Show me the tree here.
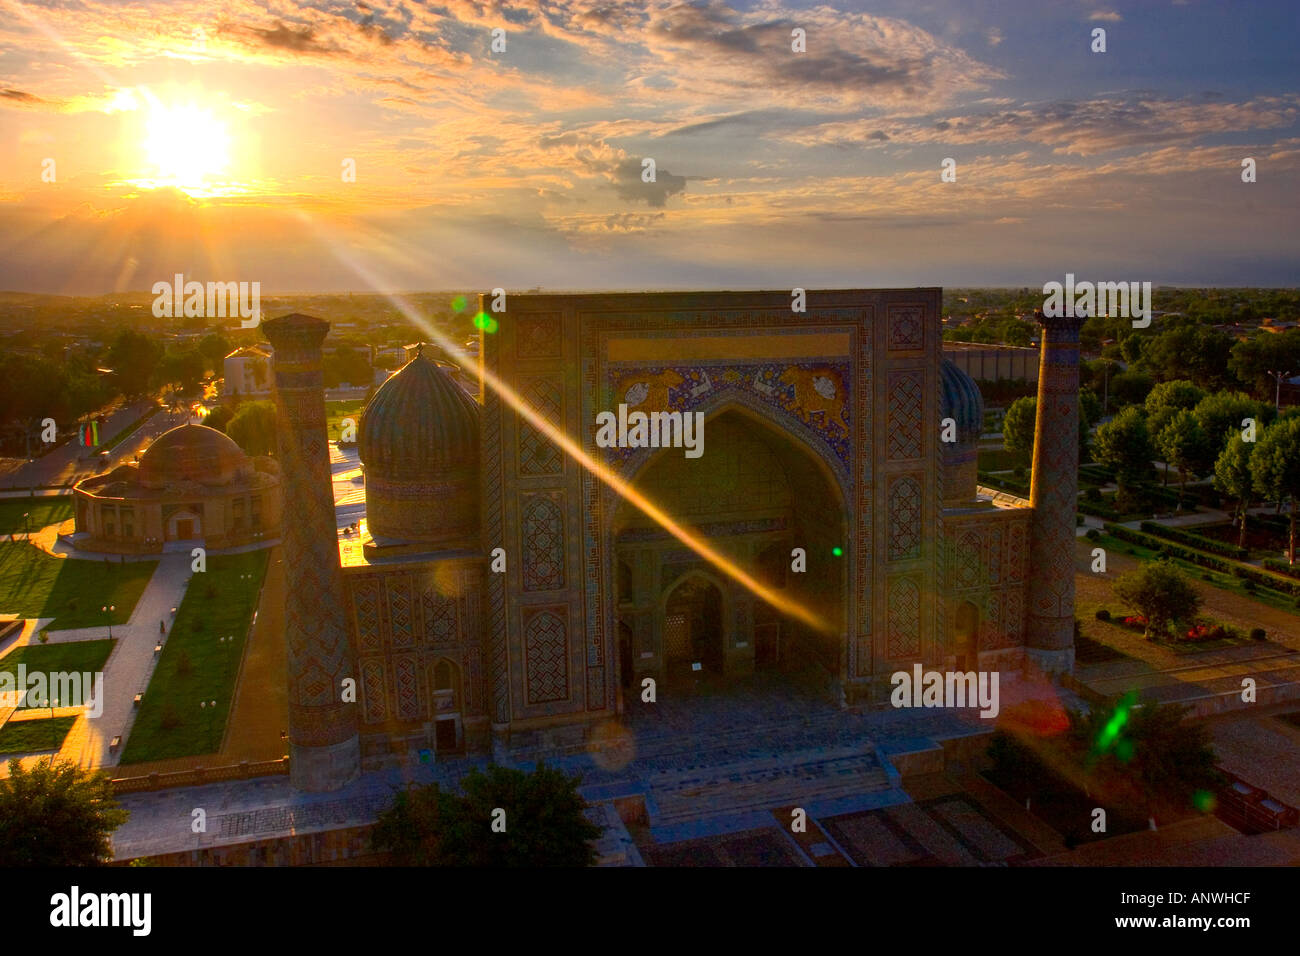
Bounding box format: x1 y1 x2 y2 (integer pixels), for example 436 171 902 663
1109 369 1155 407
1155 410 1212 507
1252 416 1300 564
1144 380 1205 440
203 405 235 433
1001 396 1037 463
1193 391 1273 448
198 332 231 373
1228 330 1300 399
1140 326 1233 389
0 759 128 865
1214 435 1256 549
106 329 163 399
1114 562 1202 639
1093 406 1155 500
153 348 206 395
372 763 601 867
226 400 277 456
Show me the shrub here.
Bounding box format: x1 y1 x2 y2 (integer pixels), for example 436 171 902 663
1095 608 1111 621
1086 528 1100 540
160 703 181 730
1251 628 1267 641
1085 486 1102 502
1138 521 1247 560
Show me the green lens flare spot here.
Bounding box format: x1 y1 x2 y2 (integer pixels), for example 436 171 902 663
451 295 467 313
474 311 498 333
1193 790 1216 813
831 547 843 557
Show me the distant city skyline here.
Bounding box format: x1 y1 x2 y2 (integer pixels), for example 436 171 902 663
0 0 1297 294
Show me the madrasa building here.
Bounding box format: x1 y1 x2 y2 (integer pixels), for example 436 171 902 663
261 289 1081 792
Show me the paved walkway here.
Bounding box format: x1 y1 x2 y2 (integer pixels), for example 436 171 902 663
0 551 194 776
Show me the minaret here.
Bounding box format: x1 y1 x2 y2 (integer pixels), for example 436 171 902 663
1025 310 1084 674
262 314 361 791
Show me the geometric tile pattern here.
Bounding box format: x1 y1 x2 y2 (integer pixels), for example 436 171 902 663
524 608 568 704
395 656 420 720
887 304 924 351
360 660 386 724
956 530 981 589
521 493 566 591
887 475 922 562
387 576 414 648
517 313 563 359
886 576 921 658
518 376 564 476
886 370 924 460
422 587 457 646
353 579 381 651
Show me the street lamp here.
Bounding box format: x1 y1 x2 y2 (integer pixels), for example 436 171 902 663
219 635 234 690
22 512 29 537
101 604 116 639
1267 369 1291 413
42 697 58 764
199 699 218 753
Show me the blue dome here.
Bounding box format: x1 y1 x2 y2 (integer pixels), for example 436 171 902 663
359 352 479 480
940 358 984 442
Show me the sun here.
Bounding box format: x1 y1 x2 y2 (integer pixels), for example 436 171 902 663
140 102 232 194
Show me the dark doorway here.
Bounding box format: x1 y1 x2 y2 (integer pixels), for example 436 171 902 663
434 718 458 751
176 519 194 540
664 576 723 684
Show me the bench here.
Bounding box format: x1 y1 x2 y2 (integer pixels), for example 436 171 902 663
109 736 122 753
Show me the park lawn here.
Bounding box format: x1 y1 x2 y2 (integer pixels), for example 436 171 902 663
0 542 155 631
326 400 366 443
0 498 73 534
1093 532 1299 616
0 715 77 754
977 447 1024 473
0 638 115 685
119 549 269 765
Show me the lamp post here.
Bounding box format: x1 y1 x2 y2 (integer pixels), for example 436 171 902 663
22 511 30 537
200 699 217 754
219 635 234 692
42 697 58 764
101 604 116 639
1267 369 1291 413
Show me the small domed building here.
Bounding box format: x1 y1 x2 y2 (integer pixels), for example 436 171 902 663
73 423 282 553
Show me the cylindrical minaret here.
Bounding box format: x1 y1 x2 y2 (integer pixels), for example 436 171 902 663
262 313 360 791
1025 310 1083 674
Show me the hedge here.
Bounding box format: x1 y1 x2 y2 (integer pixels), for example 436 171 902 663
1262 557 1300 580
1138 521 1248 560
1102 524 1300 598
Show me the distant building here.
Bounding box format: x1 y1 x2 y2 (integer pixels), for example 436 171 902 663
942 343 1039 384
223 345 272 397
73 423 282 553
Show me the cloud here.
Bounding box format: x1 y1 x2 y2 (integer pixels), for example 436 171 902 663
1089 11 1123 22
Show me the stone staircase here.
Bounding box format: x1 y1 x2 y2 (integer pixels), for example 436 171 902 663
645 743 893 827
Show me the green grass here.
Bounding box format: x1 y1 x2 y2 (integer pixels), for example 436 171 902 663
1093 532 1299 614
977 447 1025 472
325 399 365 443
0 542 155 630
0 639 115 685
119 549 269 764
0 498 73 535
98 405 161 453
0 716 77 754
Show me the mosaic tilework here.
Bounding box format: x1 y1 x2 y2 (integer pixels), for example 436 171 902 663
521 493 566 592
887 304 925 351
887 476 922 562
518 376 564 476
524 608 569 704
886 577 921 657
516 313 563 359
886 370 924 461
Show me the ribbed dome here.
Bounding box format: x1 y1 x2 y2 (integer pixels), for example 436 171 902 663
359 352 479 480
940 359 985 443
138 424 251 489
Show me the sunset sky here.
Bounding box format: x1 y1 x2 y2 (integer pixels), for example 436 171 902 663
0 0 1297 294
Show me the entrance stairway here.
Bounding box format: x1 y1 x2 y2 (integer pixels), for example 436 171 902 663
644 742 894 828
